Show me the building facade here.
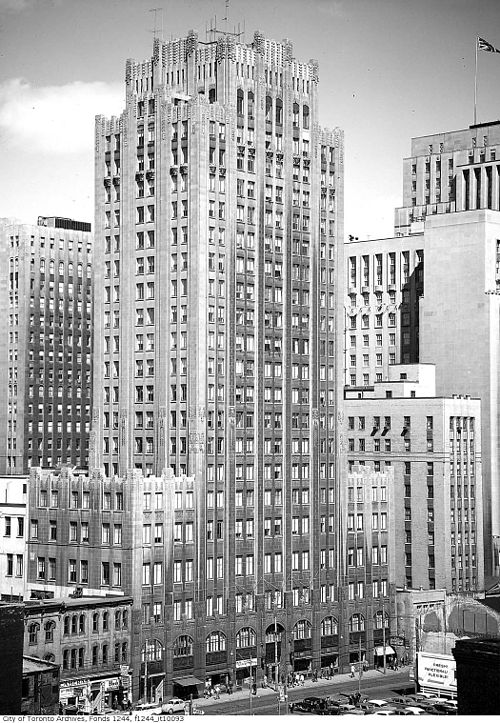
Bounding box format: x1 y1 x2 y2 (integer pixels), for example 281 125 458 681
394 121 500 237
21 656 60 715
344 364 484 593
344 234 424 388
0 475 28 600
24 595 132 713
418 210 500 578
0 602 24 713
0 217 93 475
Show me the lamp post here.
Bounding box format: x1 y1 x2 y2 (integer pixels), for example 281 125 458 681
382 605 387 675
274 603 281 715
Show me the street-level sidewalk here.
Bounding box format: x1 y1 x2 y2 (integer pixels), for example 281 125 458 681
194 667 409 710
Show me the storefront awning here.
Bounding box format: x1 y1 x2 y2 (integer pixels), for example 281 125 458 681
172 676 204 687
374 646 396 656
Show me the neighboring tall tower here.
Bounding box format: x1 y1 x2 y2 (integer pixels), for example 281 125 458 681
393 121 500 576
0 217 93 474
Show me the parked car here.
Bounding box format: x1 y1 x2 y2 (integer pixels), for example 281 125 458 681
402 706 427 715
134 702 163 714
161 698 186 714
371 708 400 716
367 699 391 708
289 697 326 713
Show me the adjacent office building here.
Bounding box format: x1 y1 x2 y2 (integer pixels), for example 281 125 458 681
0 475 28 600
346 121 500 577
0 217 93 475
344 364 484 593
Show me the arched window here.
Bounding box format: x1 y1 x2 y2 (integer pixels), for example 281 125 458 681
68 262 73 275
303 105 310 129
44 620 55 643
28 622 39 645
122 610 128 629
49 260 55 274
103 612 109 630
79 614 85 634
63 616 70 635
374 611 390 629
320 616 338 636
121 642 128 662
208 87 216 104
293 103 300 127
77 263 83 277
92 612 99 633
173 635 193 658
206 631 226 653
236 627 256 648
62 649 70 669
71 615 78 634
293 619 312 640
141 639 163 663
348 613 366 632
265 96 272 122
115 610 121 629
236 89 244 116
59 261 64 276
275 98 283 125
248 91 254 119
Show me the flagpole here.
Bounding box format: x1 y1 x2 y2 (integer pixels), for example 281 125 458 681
474 35 478 125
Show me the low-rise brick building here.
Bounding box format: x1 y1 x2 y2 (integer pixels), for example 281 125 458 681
21 656 60 715
24 594 132 712
0 602 24 713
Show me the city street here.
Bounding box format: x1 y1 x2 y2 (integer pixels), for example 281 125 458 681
194 670 411 716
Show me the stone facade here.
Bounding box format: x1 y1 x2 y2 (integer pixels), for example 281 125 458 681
0 217 92 475
345 364 484 593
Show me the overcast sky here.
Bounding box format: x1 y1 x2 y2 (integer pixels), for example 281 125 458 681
0 0 499 239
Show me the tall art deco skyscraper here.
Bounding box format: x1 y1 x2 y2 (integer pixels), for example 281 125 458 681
89 29 394 697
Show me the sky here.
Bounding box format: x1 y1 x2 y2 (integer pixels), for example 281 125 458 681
0 0 499 239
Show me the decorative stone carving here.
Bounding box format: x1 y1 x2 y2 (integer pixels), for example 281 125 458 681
282 39 294 63
186 30 198 57
253 31 265 56
153 37 161 64
309 59 319 83
119 410 127 447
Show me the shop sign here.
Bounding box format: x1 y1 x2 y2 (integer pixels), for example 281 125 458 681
60 678 89 689
120 665 129 677
390 636 405 646
103 677 121 692
236 658 257 669
417 653 456 692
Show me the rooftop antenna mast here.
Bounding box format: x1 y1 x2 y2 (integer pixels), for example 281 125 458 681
206 1 244 41
149 7 164 40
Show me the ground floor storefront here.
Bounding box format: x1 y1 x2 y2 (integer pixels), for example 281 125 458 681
59 668 131 713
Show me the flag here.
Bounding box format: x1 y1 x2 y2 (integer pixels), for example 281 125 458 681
478 37 500 53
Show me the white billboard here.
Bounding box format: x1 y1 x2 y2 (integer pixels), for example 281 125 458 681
417 652 457 693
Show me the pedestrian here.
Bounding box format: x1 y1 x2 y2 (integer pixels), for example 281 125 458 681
330 663 334 678
299 673 305 686
263 674 268 688
350 664 355 678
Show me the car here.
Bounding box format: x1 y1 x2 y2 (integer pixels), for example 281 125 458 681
371 708 400 716
390 697 413 706
289 697 327 713
161 698 186 714
367 699 391 708
134 702 163 714
402 706 427 715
